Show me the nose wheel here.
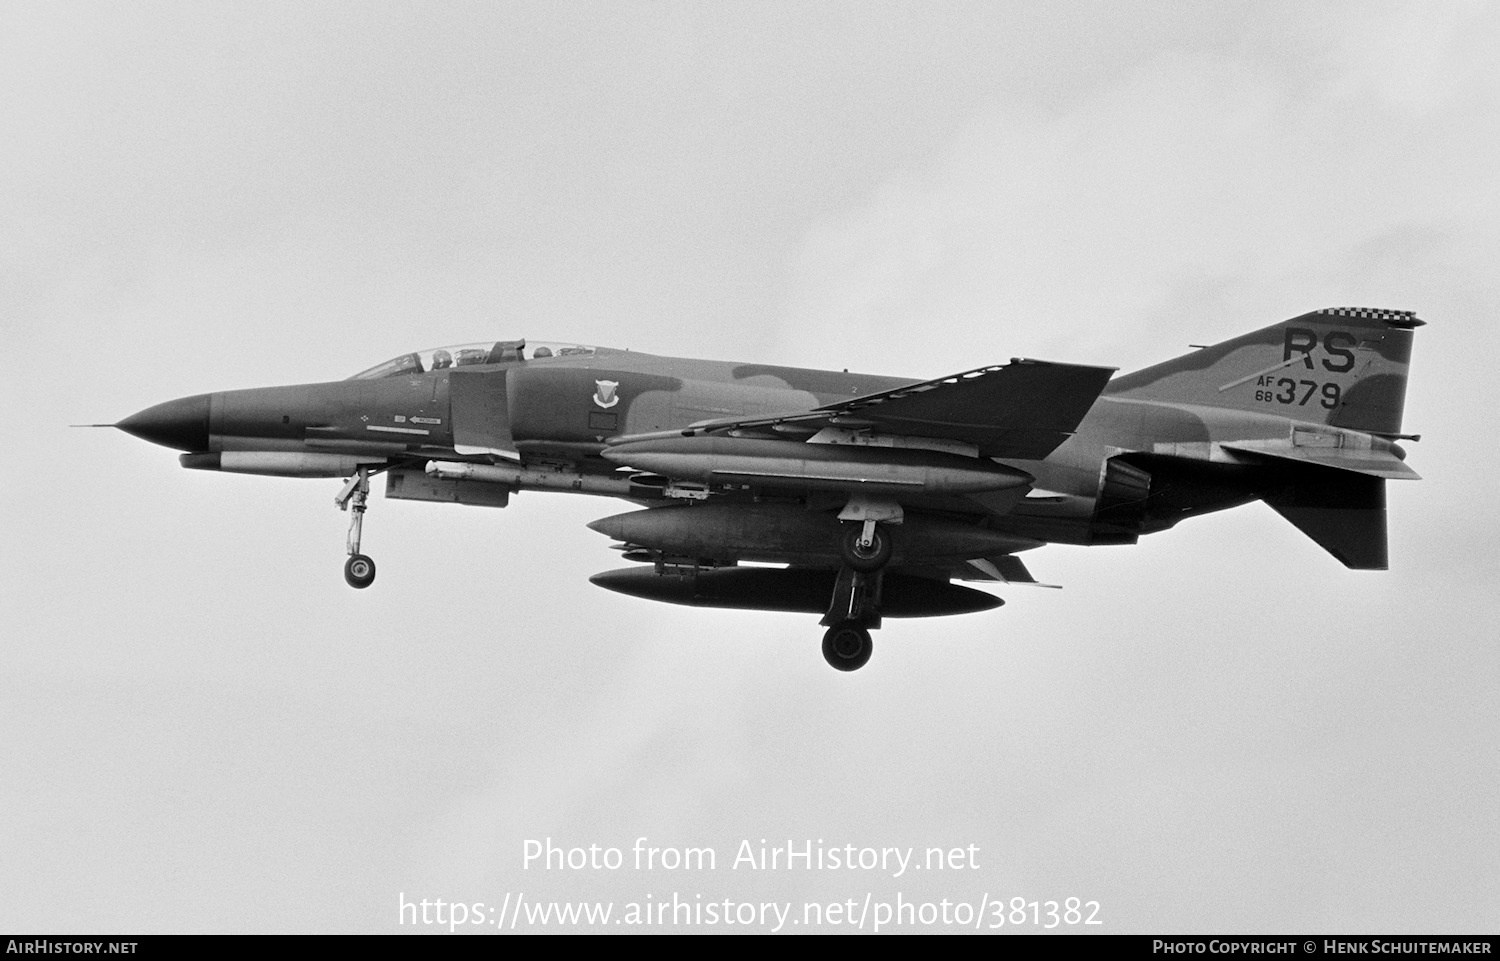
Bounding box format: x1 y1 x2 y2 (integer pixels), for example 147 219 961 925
344 554 376 589
336 468 376 589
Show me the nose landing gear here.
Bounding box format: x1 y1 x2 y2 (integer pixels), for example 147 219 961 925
344 552 376 589
336 467 376 589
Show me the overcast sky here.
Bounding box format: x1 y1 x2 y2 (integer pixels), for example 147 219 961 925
3 0 1497 934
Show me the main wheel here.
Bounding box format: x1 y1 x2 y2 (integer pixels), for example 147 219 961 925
821 622 873 672
344 553 376 589
840 523 893 572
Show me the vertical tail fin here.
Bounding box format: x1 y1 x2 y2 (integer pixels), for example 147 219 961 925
1106 307 1423 436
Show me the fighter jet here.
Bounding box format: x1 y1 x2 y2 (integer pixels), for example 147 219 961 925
110 307 1422 671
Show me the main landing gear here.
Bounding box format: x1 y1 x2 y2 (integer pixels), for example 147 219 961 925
836 494 900 573
819 497 899 670
819 555 886 672
336 467 376 589
822 621 873 672
839 519 893 572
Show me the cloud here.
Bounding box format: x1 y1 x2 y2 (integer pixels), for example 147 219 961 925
782 2 1500 374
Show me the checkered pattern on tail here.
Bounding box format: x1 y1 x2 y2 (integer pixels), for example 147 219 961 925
1320 307 1423 327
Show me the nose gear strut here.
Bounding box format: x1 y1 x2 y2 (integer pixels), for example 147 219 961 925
336 467 377 588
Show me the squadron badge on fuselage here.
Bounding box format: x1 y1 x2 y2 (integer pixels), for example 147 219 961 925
593 380 620 409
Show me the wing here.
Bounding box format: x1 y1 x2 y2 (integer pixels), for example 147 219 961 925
607 358 1117 459
815 358 1116 458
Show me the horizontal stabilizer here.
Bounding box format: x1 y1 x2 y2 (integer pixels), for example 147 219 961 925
1262 469 1388 570
1222 443 1421 480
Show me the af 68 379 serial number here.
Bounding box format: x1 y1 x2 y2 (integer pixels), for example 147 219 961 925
1254 378 1341 409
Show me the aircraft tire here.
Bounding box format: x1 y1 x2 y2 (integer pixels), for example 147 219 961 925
822 622 873 671
344 554 376 589
840 524 893 572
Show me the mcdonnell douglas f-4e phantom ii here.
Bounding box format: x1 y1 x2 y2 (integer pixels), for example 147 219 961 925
111 307 1422 670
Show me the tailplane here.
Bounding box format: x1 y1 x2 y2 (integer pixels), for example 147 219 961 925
1106 307 1423 436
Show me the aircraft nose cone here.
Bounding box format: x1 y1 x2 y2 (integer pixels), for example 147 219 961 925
116 393 212 451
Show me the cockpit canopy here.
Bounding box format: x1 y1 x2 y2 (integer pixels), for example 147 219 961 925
349 340 601 380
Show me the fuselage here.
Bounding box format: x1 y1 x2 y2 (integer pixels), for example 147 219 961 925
119 341 1340 552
